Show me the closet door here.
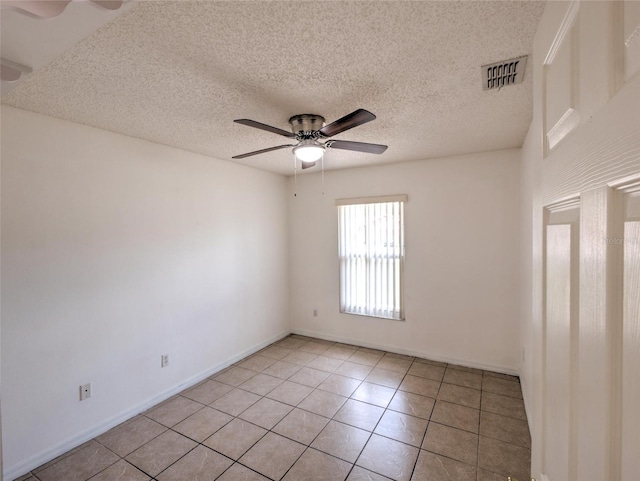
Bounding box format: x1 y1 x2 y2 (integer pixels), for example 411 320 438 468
543 201 580 481
621 189 640 481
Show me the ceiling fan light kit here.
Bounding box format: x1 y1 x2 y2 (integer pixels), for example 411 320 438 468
293 140 325 163
233 108 388 171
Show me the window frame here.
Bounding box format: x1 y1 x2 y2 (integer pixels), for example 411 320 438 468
336 194 407 321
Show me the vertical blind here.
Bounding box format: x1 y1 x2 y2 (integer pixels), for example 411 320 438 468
337 196 406 320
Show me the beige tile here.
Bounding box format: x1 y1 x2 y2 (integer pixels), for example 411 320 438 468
273 408 330 444
351 382 396 408
479 411 531 449
356 434 419 481
289 367 331 387
358 346 387 356
267 380 314 406
318 373 362 397
482 370 519 383
399 375 441 398
414 357 447 368
282 350 319 366
365 368 405 389
475 468 505 481
480 392 527 421
15 475 38 481
443 369 482 390
481 376 523 399
182 380 233 405
88 460 150 481
446 364 483 375
283 448 352 481
277 337 309 349
334 399 385 431
423 422 478 465
239 354 278 372
347 466 392 481
239 397 293 429
260 345 295 360
238 372 283 396
97 415 166 457
239 432 306 480
437 383 481 409
376 356 412 374
172 406 233 442
306 355 345 372
33 440 96 474
355 346 385 355
157 445 232 481
374 410 428 447
335 361 374 380
412 450 476 481
299 341 333 355
37 441 119 481
125 430 197 477
324 344 358 360
291 334 314 341
388 391 435 419
145 396 203 428
203 418 267 460
262 360 303 380
383 352 415 362
408 362 445 381
348 350 384 366
477 436 531 481
213 366 257 386
308 338 337 346
210 388 261 416
311 420 370 463
216 463 270 481
298 389 348 418
15 475 37 481
431 400 480 433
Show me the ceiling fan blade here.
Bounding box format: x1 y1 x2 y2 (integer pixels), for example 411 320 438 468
318 109 376 137
301 161 316 170
234 119 296 138
232 144 295 159
327 140 388 154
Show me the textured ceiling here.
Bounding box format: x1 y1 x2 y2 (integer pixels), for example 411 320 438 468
1 1 545 176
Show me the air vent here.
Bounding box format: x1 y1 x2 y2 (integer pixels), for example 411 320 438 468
482 55 527 91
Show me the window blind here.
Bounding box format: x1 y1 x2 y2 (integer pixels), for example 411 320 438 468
337 198 405 320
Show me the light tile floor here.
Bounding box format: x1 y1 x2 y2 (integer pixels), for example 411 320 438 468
17 335 531 481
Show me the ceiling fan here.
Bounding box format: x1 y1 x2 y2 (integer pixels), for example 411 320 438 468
232 109 388 169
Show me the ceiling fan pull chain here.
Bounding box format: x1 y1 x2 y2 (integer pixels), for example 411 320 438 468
321 151 325 195
293 152 298 197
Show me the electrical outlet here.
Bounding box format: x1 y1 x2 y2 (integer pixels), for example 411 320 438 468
161 354 169 368
313 308 318 317
79 383 92 401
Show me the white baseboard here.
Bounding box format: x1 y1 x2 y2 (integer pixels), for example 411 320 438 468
291 327 520 377
4 330 289 481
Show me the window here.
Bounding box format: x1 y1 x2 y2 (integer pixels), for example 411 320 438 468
337 195 406 320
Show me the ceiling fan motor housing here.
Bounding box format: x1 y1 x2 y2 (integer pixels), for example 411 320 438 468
289 114 325 140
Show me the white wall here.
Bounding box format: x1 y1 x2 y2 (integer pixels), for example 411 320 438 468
520 1 640 480
289 150 521 373
0 107 290 478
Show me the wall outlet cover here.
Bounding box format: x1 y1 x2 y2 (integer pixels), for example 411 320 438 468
80 383 92 401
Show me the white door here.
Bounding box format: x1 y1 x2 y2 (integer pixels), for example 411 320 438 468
621 189 640 481
543 203 579 481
